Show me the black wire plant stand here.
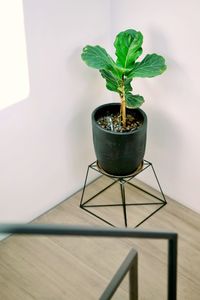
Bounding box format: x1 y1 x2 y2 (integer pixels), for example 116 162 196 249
80 160 167 228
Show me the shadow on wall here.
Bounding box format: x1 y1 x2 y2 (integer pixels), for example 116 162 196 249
145 107 184 189
143 27 190 171
148 27 169 54
148 26 193 104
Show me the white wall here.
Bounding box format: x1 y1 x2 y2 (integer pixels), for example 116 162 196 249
0 0 112 222
111 0 200 212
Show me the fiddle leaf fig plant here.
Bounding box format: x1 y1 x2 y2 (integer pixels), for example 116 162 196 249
81 29 167 127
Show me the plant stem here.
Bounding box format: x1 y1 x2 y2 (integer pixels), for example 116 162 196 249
120 76 126 128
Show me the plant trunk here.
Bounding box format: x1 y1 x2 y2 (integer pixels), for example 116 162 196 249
120 76 126 128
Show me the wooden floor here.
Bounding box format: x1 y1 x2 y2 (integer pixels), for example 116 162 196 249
0 176 200 299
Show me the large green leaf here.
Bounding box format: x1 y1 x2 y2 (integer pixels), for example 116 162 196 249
114 29 143 71
81 45 116 70
100 70 133 94
100 69 121 92
124 77 133 93
125 92 144 108
128 54 167 78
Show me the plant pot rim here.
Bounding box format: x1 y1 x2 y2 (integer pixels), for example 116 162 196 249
92 102 147 136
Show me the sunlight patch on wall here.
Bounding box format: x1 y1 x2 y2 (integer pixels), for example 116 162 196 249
0 0 29 111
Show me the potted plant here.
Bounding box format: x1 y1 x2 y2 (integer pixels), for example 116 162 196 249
81 29 167 176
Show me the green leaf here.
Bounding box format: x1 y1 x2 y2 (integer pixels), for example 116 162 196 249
128 54 167 78
81 45 116 70
125 92 144 108
100 69 121 92
114 29 143 70
124 77 133 93
99 70 133 94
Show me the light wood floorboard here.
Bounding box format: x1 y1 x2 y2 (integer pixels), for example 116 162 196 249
0 176 200 299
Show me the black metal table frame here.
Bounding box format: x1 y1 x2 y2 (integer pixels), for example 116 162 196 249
80 160 167 228
0 224 178 300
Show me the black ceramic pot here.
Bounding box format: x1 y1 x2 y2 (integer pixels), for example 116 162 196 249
92 103 147 176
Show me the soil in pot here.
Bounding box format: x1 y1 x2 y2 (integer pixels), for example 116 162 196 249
97 111 143 133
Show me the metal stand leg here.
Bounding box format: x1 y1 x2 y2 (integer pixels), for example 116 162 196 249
80 160 167 228
80 165 90 207
120 180 127 227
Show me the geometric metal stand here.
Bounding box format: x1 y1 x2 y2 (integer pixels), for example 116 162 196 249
80 160 167 228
